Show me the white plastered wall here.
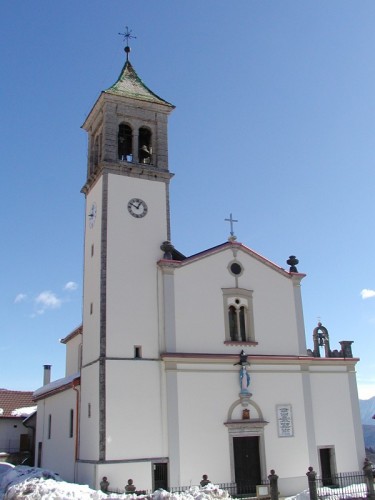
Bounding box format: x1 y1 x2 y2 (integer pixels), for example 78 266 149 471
35 389 77 482
0 418 32 453
168 362 312 488
309 366 365 473
172 248 305 355
96 461 155 493
105 173 168 358
65 334 82 376
105 360 166 460
79 363 100 460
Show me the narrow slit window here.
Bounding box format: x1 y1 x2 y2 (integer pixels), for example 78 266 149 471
69 409 74 438
48 414 52 439
134 346 142 359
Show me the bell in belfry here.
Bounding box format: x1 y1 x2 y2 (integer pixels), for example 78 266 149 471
139 144 151 163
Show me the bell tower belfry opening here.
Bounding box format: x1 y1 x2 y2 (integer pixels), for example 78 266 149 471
82 52 175 186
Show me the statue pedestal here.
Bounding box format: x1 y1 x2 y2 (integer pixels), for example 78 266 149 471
239 392 252 406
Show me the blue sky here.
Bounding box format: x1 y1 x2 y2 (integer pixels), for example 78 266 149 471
1 1 375 398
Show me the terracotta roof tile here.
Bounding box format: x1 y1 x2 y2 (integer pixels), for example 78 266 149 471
0 389 34 418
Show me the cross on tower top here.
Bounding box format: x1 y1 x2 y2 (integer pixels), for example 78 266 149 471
118 26 137 61
225 213 238 241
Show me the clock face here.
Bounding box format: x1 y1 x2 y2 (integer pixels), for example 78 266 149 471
127 198 148 218
88 202 97 228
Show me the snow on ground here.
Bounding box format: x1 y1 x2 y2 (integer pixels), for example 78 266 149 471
0 466 370 500
0 464 14 481
0 466 233 500
285 483 368 500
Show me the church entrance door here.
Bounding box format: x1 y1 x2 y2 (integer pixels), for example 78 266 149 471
233 436 261 494
319 447 335 486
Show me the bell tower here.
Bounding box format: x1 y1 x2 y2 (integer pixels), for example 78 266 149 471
78 39 175 466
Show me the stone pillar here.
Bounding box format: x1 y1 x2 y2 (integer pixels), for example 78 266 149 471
363 458 375 499
268 470 279 500
133 129 139 163
306 467 318 500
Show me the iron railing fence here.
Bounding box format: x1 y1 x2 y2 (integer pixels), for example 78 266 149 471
313 472 368 500
108 472 371 499
167 479 270 497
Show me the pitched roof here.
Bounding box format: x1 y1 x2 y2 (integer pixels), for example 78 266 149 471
105 61 174 107
0 389 35 418
33 372 80 401
158 240 306 280
60 324 82 344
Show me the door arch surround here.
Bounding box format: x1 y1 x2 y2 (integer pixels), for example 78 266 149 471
224 399 268 488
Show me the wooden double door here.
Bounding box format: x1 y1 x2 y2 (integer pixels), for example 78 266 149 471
233 436 261 494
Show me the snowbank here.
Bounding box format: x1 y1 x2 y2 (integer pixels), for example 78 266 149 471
0 466 233 500
285 483 368 500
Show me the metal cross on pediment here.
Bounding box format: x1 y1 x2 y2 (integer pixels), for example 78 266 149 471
225 213 238 237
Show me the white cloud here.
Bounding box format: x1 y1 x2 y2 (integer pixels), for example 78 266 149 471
361 289 375 299
64 281 78 291
14 293 27 303
35 291 62 313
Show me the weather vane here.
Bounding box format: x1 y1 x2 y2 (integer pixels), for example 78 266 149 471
118 26 137 61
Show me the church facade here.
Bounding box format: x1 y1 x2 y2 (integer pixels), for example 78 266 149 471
34 47 365 496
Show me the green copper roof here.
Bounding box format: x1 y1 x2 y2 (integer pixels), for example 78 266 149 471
105 60 174 107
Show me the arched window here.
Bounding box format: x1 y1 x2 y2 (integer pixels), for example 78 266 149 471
118 124 133 161
89 132 102 175
93 136 99 168
138 127 152 164
222 288 255 344
228 303 248 341
229 306 238 341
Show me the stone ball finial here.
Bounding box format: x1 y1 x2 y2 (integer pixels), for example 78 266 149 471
160 240 174 260
287 255 299 273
